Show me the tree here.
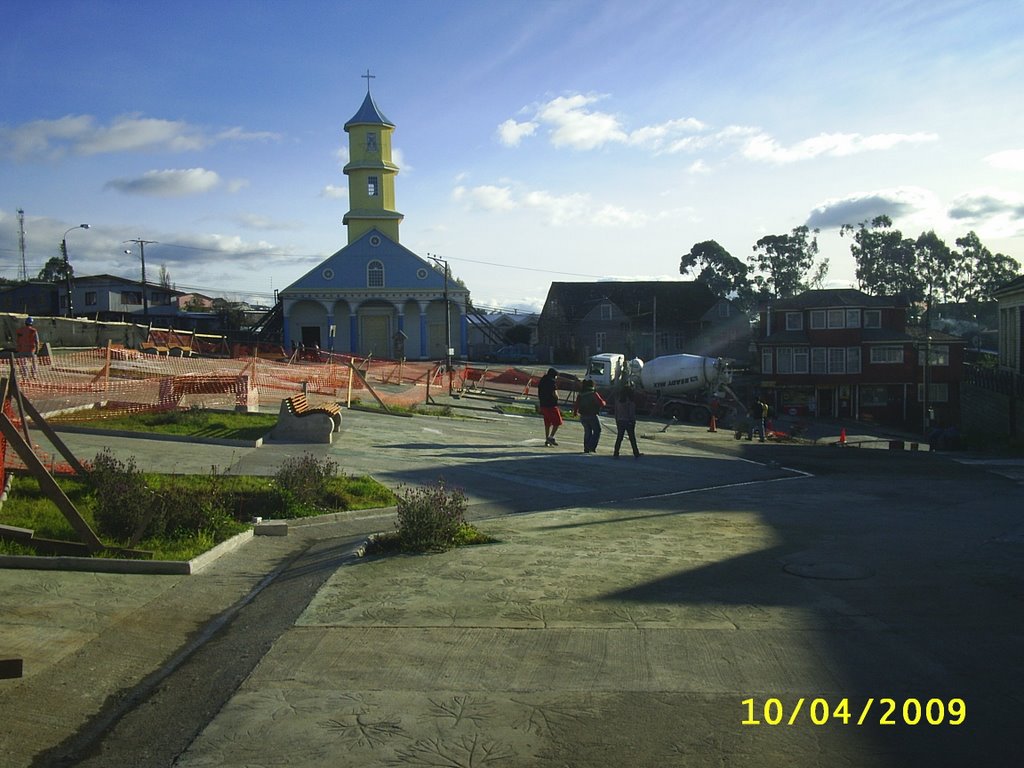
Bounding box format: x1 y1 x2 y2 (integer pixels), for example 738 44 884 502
749 225 827 300
38 255 72 282
915 230 954 325
840 216 921 299
158 264 173 290
956 231 1021 303
679 240 750 299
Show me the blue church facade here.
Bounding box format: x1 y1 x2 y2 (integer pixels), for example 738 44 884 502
280 80 469 360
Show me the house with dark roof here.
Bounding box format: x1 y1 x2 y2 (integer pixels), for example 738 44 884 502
755 288 965 428
537 281 748 364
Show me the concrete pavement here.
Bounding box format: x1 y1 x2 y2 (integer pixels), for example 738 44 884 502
2 405 1022 766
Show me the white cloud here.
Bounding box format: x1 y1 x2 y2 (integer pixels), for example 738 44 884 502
985 149 1024 171
233 213 303 231
105 168 222 197
536 94 627 150
806 187 943 230
0 113 277 160
497 118 537 147
948 188 1024 237
460 184 517 211
742 131 938 164
687 159 711 174
321 184 348 199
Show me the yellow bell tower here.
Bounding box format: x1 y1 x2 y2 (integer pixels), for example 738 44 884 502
342 72 404 244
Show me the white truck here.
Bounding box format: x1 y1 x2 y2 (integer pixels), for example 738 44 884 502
586 352 738 423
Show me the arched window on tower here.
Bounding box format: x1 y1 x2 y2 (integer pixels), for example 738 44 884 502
367 260 384 288
367 175 379 197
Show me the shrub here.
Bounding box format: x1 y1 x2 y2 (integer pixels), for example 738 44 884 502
394 479 467 552
275 453 339 509
89 449 156 541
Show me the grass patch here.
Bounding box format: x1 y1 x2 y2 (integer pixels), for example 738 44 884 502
363 523 496 556
48 407 278 441
0 463 396 561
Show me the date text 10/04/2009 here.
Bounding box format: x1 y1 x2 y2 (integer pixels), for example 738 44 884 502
741 698 966 727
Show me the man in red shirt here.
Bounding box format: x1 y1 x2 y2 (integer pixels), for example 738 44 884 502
15 317 39 376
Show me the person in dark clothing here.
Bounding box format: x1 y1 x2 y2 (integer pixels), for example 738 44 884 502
613 385 642 458
573 379 606 453
537 368 563 446
748 397 769 441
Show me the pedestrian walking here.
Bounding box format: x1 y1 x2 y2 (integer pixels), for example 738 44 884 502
537 368 563 446
15 317 40 377
613 385 642 458
573 379 606 453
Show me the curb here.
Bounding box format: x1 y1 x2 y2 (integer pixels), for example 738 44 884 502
0 529 254 575
50 424 264 448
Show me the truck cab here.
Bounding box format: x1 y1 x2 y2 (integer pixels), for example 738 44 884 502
587 353 625 388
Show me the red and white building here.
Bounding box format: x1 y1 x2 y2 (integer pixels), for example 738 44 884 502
755 289 965 429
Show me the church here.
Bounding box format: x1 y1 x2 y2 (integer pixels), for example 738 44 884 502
279 79 469 360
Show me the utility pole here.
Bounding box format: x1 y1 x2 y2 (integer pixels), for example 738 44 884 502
17 209 26 281
427 254 453 394
125 238 157 322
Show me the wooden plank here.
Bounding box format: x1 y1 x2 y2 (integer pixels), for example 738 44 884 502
0 413 104 552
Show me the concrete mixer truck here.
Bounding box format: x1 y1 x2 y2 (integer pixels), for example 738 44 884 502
586 352 739 424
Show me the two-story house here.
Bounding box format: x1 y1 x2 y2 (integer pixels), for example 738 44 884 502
68 274 183 321
537 281 749 364
756 288 965 429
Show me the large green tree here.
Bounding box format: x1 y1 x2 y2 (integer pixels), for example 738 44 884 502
679 240 750 298
38 255 72 282
840 216 921 299
749 225 827 300
956 231 1021 303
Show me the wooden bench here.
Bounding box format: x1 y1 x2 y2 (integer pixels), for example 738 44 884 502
283 394 342 432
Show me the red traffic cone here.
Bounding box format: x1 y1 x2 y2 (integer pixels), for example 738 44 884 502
708 414 717 432
839 427 847 445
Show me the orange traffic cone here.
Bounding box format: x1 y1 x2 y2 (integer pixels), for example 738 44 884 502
839 427 847 445
708 414 717 432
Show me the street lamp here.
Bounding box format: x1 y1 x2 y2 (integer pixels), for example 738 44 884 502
61 224 90 317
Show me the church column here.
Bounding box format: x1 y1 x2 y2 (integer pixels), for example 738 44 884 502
326 313 335 351
418 301 429 358
349 313 359 353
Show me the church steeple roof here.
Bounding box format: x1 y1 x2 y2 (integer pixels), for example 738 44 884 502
344 91 394 129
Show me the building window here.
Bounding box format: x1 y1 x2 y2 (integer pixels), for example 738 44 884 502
366 132 378 152
85 291 97 306
595 331 606 352
827 309 845 328
761 348 773 374
846 309 860 328
847 347 861 374
785 312 803 331
718 302 730 317
828 347 847 373
917 382 949 403
367 260 384 288
863 309 881 329
367 175 379 197
919 344 950 366
810 310 826 329
599 303 612 320
811 347 827 373
122 291 142 304
793 347 809 373
871 346 904 364
861 385 889 407
777 347 808 374
673 334 686 351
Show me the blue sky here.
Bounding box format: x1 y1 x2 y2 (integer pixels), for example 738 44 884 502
2 0 1022 311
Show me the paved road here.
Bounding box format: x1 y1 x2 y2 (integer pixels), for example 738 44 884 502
2 406 1022 767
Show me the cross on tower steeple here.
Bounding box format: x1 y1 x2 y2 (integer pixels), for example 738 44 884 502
361 69 375 93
